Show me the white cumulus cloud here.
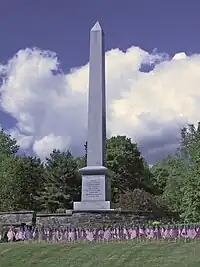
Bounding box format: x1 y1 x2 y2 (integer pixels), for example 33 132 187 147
0 47 200 163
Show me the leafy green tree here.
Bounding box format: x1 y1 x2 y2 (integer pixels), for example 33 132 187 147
0 130 20 211
76 156 86 169
0 129 19 156
151 123 200 219
180 166 200 222
36 149 81 212
161 156 186 213
178 122 200 164
106 136 154 202
0 155 20 211
117 188 171 217
150 163 169 195
14 156 45 211
0 155 45 211
177 122 200 221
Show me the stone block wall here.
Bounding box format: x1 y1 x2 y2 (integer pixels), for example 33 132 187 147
0 210 178 228
0 211 36 227
27 210 168 227
36 211 73 227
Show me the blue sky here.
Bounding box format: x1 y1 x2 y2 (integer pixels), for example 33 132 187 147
1 0 200 67
0 0 200 163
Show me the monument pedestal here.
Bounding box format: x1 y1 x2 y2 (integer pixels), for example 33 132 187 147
73 166 111 211
73 201 110 210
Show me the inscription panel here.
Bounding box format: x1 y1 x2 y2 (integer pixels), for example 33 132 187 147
82 175 105 201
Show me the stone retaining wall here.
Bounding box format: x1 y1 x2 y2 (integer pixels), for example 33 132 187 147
27 210 160 227
36 211 72 227
0 211 36 226
68 210 157 227
0 210 178 228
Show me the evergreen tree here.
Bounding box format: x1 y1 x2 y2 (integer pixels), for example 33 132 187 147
36 149 81 212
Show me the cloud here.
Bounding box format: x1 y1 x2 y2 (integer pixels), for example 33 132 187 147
0 46 200 163
33 134 71 160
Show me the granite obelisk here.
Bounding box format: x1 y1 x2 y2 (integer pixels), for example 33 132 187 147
74 21 111 210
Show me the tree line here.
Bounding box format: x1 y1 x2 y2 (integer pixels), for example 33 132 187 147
0 123 200 222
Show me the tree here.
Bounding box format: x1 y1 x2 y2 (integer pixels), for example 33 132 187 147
36 149 81 212
151 122 200 219
106 136 154 202
161 156 186 213
177 122 200 221
0 129 19 156
178 122 200 165
0 155 45 211
151 152 188 214
14 156 45 211
117 188 171 217
151 155 186 193
180 166 200 222
76 156 86 169
0 130 20 211
0 155 20 211
150 162 169 195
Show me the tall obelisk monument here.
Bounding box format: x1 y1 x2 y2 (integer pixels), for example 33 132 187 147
74 21 111 210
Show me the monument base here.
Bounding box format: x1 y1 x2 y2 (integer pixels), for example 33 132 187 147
73 201 111 210
73 165 111 211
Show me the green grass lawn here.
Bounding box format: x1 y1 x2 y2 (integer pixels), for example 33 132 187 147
0 240 200 267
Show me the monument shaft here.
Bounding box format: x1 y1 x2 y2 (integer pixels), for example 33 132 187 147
87 22 106 167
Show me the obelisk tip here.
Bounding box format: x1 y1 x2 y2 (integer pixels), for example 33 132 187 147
91 21 102 32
